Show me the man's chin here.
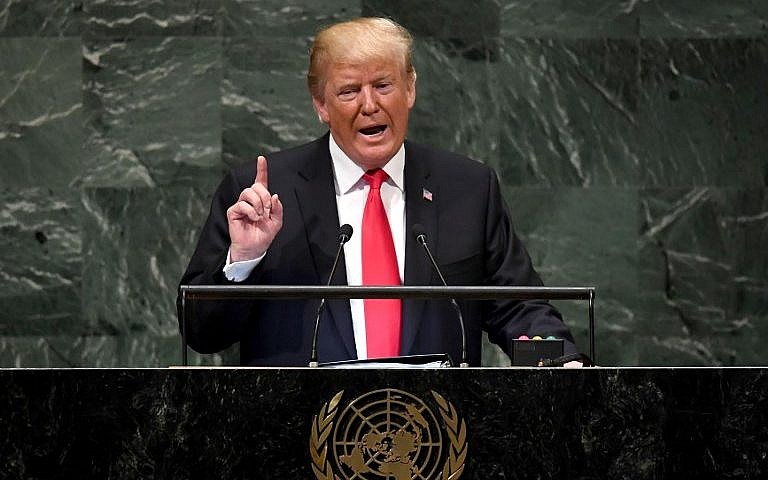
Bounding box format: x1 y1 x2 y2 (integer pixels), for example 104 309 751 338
349 144 398 170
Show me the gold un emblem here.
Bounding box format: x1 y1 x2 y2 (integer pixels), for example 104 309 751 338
310 389 467 480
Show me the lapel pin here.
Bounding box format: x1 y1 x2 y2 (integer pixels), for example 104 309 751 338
422 188 433 202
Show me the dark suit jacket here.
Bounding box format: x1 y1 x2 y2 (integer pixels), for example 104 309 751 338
178 133 577 366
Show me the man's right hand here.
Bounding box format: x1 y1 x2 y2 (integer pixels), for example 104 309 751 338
226 155 284 262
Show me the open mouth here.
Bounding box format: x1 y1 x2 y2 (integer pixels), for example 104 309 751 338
359 125 387 136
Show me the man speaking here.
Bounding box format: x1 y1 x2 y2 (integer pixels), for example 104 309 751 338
178 17 577 366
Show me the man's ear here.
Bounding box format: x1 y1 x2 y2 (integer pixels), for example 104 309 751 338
406 75 417 109
312 96 330 124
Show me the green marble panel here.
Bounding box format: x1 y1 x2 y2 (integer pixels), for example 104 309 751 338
637 0 768 37
81 37 222 189
82 0 221 37
500 0 640 38
409 38 499 165
0 1 765 368
0 0 82 36
0 188 82 336
222 36 325 165
220 0 360 165
481 332 509 366
365 0 500 38
638 38 768 187
495 38 640 186
362 0 501 52
0 334 237 367
222 0 360 36
363 0 500 61
0 37 83 189
500 187 638 365
638 188 768 365
80 187 212 338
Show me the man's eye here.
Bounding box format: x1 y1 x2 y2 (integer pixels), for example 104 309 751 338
376 83 393 90
338 89 357 99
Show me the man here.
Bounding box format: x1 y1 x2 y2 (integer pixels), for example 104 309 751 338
178 17 577 366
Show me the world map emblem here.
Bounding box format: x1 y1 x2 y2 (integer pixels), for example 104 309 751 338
310 389 467 480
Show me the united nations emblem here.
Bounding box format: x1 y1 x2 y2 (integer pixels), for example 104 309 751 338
310 389 467 480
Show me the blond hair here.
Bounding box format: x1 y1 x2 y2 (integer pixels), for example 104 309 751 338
307 17 416 99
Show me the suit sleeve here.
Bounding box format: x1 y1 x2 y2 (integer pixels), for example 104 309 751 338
176 168 262 354
481 169 579 356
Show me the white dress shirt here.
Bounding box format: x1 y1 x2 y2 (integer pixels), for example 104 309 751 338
223 133 406 360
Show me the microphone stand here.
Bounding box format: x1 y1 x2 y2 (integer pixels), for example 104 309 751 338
309 225 352 367
414 229 469 368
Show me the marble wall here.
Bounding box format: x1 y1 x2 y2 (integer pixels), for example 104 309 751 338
0 1 766 367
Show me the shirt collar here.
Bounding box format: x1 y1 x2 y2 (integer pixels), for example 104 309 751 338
329 133 405 195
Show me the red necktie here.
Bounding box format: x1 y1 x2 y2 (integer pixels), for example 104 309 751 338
362 169 402 358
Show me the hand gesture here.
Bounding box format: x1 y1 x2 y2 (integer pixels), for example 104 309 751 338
226 156 284 261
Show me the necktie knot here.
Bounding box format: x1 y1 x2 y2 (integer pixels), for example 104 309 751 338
363 169 388 190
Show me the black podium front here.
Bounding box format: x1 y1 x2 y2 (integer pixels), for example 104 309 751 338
2 368 767 479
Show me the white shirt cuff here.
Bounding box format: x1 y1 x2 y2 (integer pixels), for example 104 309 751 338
222 248 265 282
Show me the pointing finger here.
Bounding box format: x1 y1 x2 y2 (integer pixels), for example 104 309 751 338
255 155 268 189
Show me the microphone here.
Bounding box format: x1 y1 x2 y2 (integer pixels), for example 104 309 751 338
309 224 353 367
412 224 468 368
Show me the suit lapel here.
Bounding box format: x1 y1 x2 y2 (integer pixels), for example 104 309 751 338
402 142 438 355
293 136 357 359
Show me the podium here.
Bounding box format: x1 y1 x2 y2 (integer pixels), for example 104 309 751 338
2 367 766 478
178 285 597 366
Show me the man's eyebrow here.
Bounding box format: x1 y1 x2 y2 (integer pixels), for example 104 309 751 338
372 73 395 82
334 80 360 90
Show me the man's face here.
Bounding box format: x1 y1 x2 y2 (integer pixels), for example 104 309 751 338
313 59 416 170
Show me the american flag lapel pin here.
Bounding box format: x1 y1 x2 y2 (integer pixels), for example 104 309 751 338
422 188 433 202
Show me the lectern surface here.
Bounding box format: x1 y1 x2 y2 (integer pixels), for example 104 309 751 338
2 368 766 479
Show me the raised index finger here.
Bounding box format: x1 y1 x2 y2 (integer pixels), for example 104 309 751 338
255 155 268 189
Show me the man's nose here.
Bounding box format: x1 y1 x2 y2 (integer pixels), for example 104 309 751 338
360 87 379 115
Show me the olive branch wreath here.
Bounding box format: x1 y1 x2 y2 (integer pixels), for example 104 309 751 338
432 391 468 480
310 390 344 480
309 390 467 480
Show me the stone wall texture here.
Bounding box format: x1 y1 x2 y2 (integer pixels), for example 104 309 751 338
1 0 766 367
